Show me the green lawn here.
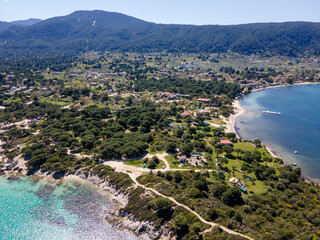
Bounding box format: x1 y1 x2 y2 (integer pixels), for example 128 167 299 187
40 97 72 106
124 159 166 169
234 142 255 152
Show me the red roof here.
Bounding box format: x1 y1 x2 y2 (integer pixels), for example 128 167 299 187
181 110 192 116
220 139 233 144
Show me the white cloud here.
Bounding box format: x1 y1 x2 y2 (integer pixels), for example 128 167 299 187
4 0 11 2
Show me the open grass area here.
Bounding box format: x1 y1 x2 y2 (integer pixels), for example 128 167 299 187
234 142 255 152
165 155 190 169
223 158 268 194
124 159 166 169
39 96 72 106
208 118 223 125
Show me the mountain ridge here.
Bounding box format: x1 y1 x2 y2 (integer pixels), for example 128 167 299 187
1 10 320 56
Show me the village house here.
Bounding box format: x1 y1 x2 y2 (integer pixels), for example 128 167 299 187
181 110 193 117
197 98 211 103
219 139 233 145
2 85 11 89
158 92 176 99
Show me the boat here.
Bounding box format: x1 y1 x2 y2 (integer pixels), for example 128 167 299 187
294 151 299 154
292 163 297 166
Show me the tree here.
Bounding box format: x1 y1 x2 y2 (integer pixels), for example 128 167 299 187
212 184 227 198
148 159 157 169
223 145 234 156
155 197 173 219
194 179 208 192
222 187 243 206
234 148 243 157
189 127 197 135
166 142 177 153
172 214 189 237
189 188 201 198
242 151 253 163
208 208 219 220
176 129 184 138
174 172 182 183
215 147 223 157
252 149 262 161
127 117 140 128
165 172 172 181
152 156 160 164
253 139 262 147
181 143 193 156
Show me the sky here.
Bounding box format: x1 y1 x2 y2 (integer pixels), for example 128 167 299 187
1 0 320 25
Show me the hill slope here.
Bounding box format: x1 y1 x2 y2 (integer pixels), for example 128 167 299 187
1 10 320 56
11 18 42 26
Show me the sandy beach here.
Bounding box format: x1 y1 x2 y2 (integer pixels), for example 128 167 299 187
224 100 246 138
226 96 282 159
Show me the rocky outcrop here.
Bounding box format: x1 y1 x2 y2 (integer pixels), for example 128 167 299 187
107 210 169 240
1 167 168 239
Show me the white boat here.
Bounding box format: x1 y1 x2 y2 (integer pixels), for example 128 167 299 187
294 151 299 154
292 163 297 166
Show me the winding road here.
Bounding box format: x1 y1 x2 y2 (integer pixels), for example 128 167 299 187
68 150 253 239
101 152 254 240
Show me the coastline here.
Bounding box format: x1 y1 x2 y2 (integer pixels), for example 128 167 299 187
224 100 245 139
251 81 320 93
0 169 162 240
225 99 280 159
228 83 320 183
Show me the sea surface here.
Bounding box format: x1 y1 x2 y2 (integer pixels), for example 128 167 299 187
0 175 149 240
236 84 320 181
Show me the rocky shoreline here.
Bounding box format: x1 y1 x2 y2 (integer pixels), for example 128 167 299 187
0 165 168 240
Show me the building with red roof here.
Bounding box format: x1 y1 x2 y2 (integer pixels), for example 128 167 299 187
197 98 211 103
181 110 192 117
219 139 233 145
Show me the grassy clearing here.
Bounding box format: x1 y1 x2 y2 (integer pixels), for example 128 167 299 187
165 156 190 169
124 159 166 169
223 158 268 194
234 142 255 152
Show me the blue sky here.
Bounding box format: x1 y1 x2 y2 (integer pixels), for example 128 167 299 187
1 0 320 25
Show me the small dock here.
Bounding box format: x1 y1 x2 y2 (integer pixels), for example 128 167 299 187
261 110 281 115
247 110 281 115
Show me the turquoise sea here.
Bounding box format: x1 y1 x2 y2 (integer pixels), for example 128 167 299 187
0 175 149 240
236 84 320 181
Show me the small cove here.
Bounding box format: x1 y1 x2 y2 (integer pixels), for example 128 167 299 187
0 175 149 240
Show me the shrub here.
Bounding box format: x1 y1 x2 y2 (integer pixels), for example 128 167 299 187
189 188 201 198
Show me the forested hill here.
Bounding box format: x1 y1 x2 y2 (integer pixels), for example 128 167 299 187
1 10 320 56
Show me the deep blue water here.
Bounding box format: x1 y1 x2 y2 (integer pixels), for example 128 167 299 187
236 84 320 181
0 176 149 240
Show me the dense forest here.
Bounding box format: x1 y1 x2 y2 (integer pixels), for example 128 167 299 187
1 10 320 57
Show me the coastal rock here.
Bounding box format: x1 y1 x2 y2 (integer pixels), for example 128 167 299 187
1 168 169 239
112 211 167 240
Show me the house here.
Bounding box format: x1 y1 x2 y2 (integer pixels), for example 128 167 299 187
158 92 176 98
219 139 233 145
197 98 211 103
89 82 98 86
181 110 192 117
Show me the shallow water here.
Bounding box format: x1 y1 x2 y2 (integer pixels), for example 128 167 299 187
0 175 149 240
236 84 320 181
